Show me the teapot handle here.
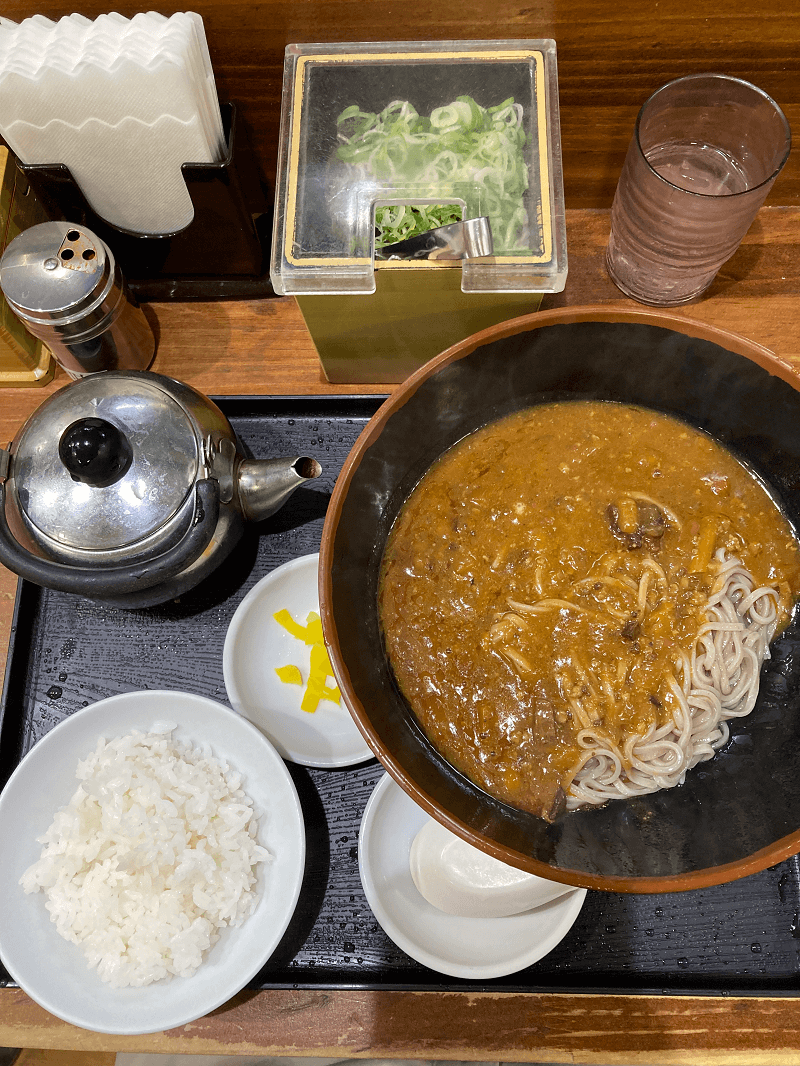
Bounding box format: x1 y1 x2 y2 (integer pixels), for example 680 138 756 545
0 477 220 598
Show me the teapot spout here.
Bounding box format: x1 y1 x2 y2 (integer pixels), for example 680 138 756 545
236 456 322 523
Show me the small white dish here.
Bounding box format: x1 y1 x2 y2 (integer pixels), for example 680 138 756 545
0 689 306 1035
359 773 587 980
223 553 374 768
410 817 576 918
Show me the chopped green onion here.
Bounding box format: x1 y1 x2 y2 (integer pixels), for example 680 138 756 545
335 95 531 253
374 204 463 247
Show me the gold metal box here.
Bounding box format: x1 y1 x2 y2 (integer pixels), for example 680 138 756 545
0 148 54 388
270 41 567 384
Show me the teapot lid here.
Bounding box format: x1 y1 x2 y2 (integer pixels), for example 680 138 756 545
12 373 200 551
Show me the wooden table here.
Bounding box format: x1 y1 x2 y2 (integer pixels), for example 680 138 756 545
1 207 800 1062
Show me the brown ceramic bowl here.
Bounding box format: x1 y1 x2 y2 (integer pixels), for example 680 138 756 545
319 306 800 893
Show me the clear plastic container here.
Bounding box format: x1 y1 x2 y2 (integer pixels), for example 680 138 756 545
272 39 566 296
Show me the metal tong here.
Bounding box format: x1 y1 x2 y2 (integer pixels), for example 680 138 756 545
376 216 493 261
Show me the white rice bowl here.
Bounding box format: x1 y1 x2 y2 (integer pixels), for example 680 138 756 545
0 690 305 1035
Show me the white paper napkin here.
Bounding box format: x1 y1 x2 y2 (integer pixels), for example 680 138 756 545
0 11 224 234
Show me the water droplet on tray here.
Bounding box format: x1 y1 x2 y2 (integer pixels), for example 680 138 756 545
779 874 790 903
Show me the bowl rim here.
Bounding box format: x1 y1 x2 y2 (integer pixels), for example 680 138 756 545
319 304 800 894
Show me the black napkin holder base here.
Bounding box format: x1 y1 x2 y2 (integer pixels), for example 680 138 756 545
13 103 274 301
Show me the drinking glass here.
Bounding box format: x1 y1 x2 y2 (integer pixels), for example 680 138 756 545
606 74 791 306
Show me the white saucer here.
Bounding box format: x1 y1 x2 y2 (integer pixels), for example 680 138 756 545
359 773 587 980
223 553 374 768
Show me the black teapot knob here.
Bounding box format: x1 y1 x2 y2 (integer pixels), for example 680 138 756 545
58 417 133 487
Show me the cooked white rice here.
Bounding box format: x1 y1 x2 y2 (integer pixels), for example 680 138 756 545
20 724 271 988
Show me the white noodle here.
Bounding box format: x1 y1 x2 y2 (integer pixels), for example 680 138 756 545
565 549 780 809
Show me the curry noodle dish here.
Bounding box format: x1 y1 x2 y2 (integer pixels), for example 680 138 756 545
379 401 800 821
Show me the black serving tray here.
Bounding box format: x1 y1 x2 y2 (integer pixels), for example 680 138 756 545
2 394 800 997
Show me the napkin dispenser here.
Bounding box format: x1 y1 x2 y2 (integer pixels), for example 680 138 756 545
15 103 273 301
270 40 567 384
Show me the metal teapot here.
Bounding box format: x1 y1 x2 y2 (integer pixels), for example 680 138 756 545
0 371 321 607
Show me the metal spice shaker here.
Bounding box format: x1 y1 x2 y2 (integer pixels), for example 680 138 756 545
0 221 155 378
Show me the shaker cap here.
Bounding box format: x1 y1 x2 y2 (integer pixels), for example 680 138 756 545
11 372 200 551
0 222 112 323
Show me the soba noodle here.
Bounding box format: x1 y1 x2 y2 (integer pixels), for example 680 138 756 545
555 549 778 807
